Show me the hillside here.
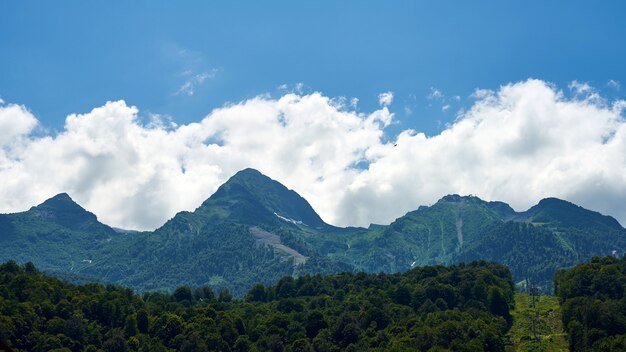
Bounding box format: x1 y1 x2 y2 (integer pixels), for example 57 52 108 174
316 195 626 292
508 293 569 351
0 194 122 274
0 168 625 295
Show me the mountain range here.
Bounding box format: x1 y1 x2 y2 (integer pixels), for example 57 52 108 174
1 168 624 295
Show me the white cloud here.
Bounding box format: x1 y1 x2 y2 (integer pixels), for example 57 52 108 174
378 91 394 106
427 87 444 100
569 80 593 95
441 104 451 112
0 102 38 146
608 79 621 90
471 88 494 99
338 79 626 227
0 94 392 230
277 83 306 94
1 79 626 231
175 69 218 96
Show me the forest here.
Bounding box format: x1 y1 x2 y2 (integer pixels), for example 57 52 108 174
555 256 626 351
0 260 514 351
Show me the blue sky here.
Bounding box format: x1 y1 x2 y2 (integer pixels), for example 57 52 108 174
2 2 626 230
2 1 624 136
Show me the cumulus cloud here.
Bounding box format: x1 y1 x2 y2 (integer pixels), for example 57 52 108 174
338 79 626 227
378 92 394 106
0 94 392 230
0 102 38 146
1 79 626 231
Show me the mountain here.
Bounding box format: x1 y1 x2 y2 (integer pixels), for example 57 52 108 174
316 194 626 292
29 193 116 235
1 168 625 295
69 169 346 295
205 168 327 228
521 197 623 231
157 168 329 236
0 193 120 274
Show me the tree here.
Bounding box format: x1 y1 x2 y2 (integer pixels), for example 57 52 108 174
290 338 314 352
487 287 511 325
233 335 252 352
276 277 296 298
180 332 209 352
245 283 267 302
136 310 149 334
172 286 193 304
24 261 38 274
103 331 129 352
124 314 138 337
218 289 233 303
305 311 328 338
155 314 184 341
194 286 215 302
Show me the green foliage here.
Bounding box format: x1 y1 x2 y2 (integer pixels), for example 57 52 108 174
317 195 626 294
555 256 626 351
0 169 349 297
0 260 514 351
2 169 625 300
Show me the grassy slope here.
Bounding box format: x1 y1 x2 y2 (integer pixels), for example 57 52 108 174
508 293 569 352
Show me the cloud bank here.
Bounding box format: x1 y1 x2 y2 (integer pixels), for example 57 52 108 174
1 79 625 230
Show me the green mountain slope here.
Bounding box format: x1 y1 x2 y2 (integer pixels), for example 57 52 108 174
1 168 625 296
94 169 346 295
317 195 626 292
158 168 328 236
0 194 120 274
522 197 623 231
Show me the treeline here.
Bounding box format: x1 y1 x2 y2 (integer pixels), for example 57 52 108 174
0 260 514 351
555 256 626 351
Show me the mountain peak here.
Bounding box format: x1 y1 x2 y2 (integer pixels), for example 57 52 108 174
203 168 327 228
34 193 83 212
234 167 263 176
438 194 486 204
227 168 271 184
536 197 571 207
525 197 623 230
30 193 114 234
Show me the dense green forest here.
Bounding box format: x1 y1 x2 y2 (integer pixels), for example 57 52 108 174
0 260 515 351
555 256 626 351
